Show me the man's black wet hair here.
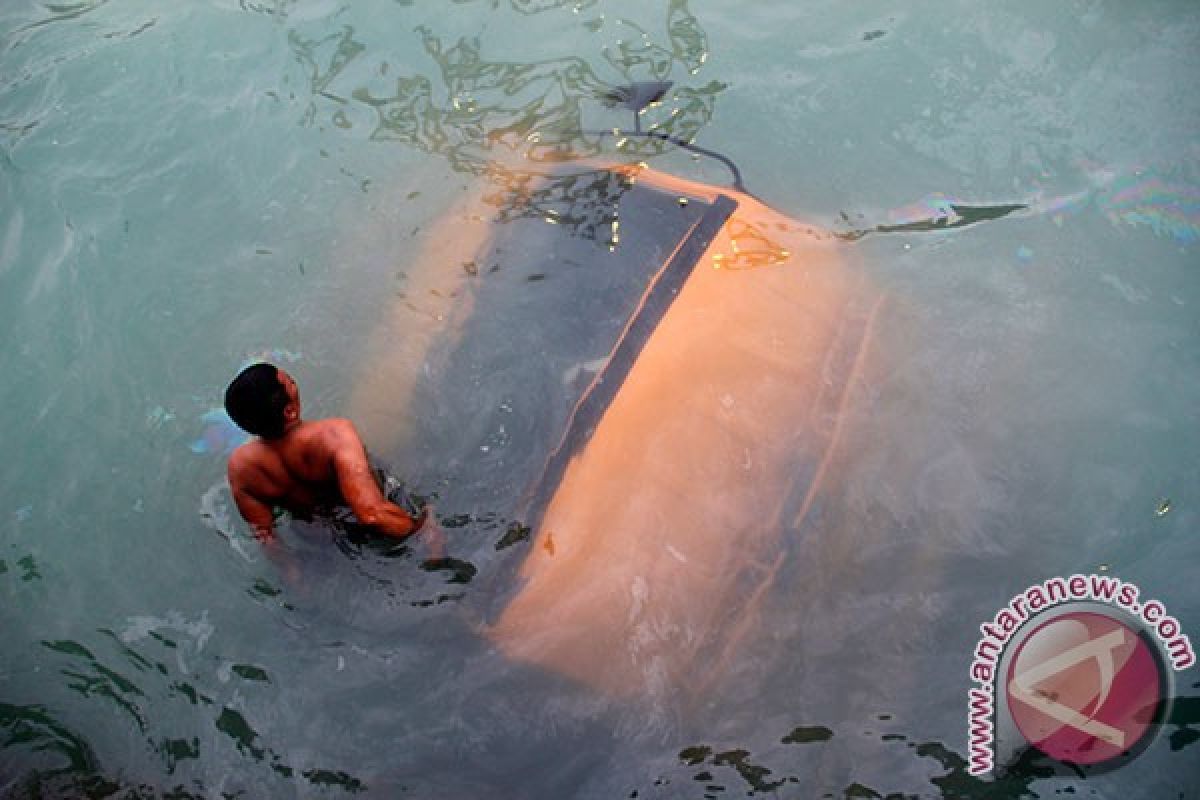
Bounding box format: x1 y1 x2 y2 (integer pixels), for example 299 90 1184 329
225 363 289 439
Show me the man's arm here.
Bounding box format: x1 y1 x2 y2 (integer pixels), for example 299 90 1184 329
227 459 296 579
330 420 427 539
229 476 305 592
227 457 279 542
230 484 277 542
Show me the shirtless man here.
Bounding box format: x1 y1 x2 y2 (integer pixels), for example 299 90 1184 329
223 362 427 545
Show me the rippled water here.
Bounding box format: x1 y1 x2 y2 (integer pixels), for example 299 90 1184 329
2 1 1197 798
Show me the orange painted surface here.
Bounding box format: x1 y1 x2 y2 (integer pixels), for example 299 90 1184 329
485 166 886 698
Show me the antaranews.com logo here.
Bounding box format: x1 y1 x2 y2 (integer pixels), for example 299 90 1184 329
967 573 1194 775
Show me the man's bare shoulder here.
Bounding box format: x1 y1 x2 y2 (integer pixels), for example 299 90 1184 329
306 417 355 431
297 418 365 463
305 417 359 442
227 439 270 478
228 439 263 468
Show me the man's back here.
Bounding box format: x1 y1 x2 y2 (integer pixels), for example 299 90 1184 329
227 418 351 513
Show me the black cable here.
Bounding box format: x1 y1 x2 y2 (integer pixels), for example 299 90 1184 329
582 128 752 197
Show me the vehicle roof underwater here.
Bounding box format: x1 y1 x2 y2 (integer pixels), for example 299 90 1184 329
385 162 742 514
350 160 884 699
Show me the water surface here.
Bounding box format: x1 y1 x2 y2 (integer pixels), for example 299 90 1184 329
1 1 1197 797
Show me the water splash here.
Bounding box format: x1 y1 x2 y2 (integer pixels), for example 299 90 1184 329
198 480 255 562
145 405 175 431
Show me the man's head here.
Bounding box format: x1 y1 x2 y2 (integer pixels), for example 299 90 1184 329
224 363 300 439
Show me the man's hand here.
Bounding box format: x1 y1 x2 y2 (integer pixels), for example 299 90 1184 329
414 505 445 560
249 524 276 544
367 501 426 540
255 527 302 588
331 421 428 540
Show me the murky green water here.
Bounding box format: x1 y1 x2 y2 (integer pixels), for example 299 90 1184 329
2 1 1197 797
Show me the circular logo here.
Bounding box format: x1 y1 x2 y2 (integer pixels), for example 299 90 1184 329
1005 611 1164 766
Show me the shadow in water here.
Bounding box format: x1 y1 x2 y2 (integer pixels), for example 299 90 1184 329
649 700 1200 800
0 627 372 798
663 725 1056 799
